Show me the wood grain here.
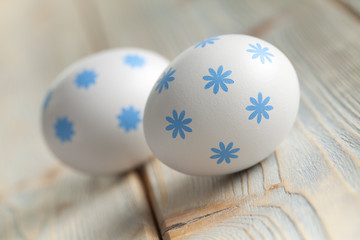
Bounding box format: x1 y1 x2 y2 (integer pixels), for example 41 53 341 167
93 0 296 59
0 0 90 201
341 0 360 17
1 0 360 239
141 0 360 239
0 171 158 239
0 0 158 239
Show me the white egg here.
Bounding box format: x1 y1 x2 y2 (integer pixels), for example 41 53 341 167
144 34 299 176
42 48 169 175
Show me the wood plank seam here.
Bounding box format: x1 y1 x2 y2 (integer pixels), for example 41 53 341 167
41 0 360 238
72 1 166 236
138 165 163 240
140 2 334 238
246 2 300 37
73 0 109 51
332 0 360 22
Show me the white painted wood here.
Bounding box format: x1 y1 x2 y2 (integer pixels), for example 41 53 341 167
93 0 296 59
142 0 360 239
2 0 360 239
0 171 158 239
0 1 158 239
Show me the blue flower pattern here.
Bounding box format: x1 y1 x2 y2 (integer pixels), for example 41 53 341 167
124 54 145 68
166 110 192 139
51 42 275 154
75 69 97 89
155 68 176 94
246 43 274 64
55 117 75 142
117 106 142 132
210 142 240 164
203 65 234 94
195 37 220 48
246 92 274 124
43 91 52 111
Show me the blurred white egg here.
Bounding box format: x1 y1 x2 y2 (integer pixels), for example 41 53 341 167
144 34 299 176
42 48 169 175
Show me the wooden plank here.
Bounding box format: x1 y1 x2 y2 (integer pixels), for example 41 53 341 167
0 171 158 239
0 0 91 200
141 0 360 239
0 1 158 239
93 0 296 59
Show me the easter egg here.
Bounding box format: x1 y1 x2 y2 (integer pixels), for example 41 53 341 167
144 34 299 176
42 48 169 175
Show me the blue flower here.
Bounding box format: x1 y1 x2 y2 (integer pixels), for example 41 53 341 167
117 106 142 132
43 91 52 111
124 54 145 68
155 68 176 94
195 37 220 48
246 92 274 124
74 69 97 89
203 65 234 94
165 110 192 139
246 43 274 64
210 142 240 164
54 117 75 142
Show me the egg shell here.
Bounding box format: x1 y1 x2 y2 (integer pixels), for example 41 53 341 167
144 34 299 176
42 48 169 175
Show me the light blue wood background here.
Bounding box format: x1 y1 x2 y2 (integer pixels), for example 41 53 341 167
0 0 359 239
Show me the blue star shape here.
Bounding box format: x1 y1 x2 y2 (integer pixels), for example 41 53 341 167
246 43 274 64
155 67 176 94
117 106 142 132
54 117 75 142
124 54 145 68
210 142 240 164
203 65 234 94
74 69 97 89
246 92 274 124
165 110 192 139
195 37 220 48
43 91 52 111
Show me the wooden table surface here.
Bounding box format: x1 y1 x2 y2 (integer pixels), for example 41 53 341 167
1 0 360 239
